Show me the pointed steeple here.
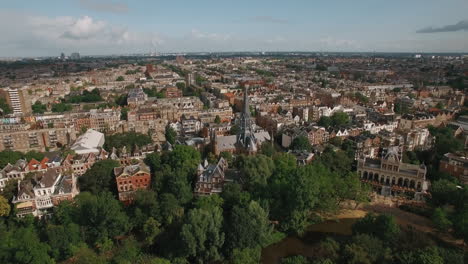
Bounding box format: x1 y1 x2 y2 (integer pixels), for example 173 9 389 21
237 85 257 152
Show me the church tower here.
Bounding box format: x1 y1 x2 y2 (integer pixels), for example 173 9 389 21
237 86 257 153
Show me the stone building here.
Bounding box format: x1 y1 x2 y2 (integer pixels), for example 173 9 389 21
357 147 430 198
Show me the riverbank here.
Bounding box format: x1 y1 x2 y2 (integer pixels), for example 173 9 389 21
261 205 466 264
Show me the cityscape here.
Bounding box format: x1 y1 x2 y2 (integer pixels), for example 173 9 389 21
0 1 468 264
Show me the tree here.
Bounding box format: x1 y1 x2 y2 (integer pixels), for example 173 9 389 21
72 246 107 264
116 76 125 81
230 247 261 264
260 141 275 157
431 208 452 232
214 115 221 124
290 136 312 151
281 255 309 264
51 102 72 113
318 116 332 127
0 195 10 216
78 159 120 195
179 207 225 263
225 201 272 254
0 227 55 264
45 223 82 260
143 217 161 246
24 150 45 162
230 125 240 135
352 214 400 243
0 97 12 115
165 126 177 144
430 179 459 206
0 150 23 168
32 101 47 114
115 94 128 106
329 137 342 147
238 154 275 190
330 112 349 127
121 107 128 121
104 132 152 152
74 192 130 243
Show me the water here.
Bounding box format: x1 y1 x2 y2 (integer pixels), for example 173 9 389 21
261 218 359 264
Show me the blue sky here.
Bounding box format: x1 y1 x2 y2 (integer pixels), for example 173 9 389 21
1 0 468 56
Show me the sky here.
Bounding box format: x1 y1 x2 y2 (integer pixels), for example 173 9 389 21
1 0 468 57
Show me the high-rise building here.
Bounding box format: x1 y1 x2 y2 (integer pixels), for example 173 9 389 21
70 52 80 60
60 52 65 60
0 87 32 115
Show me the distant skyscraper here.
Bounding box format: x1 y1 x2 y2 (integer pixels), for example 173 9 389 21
70 52 80 60
60 52 65 60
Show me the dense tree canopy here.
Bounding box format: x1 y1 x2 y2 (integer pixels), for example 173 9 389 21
78 159 120 194
104 132 153 152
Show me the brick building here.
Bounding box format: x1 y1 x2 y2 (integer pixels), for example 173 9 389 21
114 162 151 203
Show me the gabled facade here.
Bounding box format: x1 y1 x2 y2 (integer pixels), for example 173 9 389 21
114 162 151 203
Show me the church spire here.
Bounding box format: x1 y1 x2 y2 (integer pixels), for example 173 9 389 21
237 85 257 152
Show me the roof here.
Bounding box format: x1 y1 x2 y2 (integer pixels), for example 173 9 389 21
16 201 33 209
71 129 105 154
114 162 150 178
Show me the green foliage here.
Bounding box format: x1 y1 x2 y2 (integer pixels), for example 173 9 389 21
67 88 103 103
32 101 47 114
260 141 275 157
229 247 261 264
0 195 10 216
354 92 369 104
51 102 72 112
0 150 45 168
179 207 225 263
120 107 128 121
115 94 128 106
214 115 221 124
45 223 82 260
116 76 125 81
0 226 54 264
352 214 400 243
0 150 23 168
73 192 130 243
0 97 12 115
281 255 309 264
104 132 152 152
165 125 177 144
225 201 272 254
291 135 312 151
238 154 275 190
229 125 240 135
78 159 120 194
431 208 452 232
143 87 165 98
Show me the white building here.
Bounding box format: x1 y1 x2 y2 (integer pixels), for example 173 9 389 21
71 129 105 154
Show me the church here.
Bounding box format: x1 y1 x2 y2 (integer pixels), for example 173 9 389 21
212 86 270 155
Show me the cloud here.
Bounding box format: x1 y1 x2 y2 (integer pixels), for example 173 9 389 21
77 0 129 13
190 29 231 41
61 16 107 40
250 16 289 24
416 20 468 33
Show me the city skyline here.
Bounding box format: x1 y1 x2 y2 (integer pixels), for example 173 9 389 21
1 0 468 56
